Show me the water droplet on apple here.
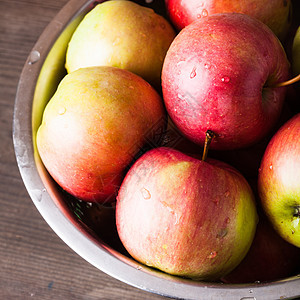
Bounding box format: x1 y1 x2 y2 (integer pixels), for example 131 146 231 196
196 14 202 19
221 76 230 83
217 228 228 238
204 63 210 70
202 9 208 17
225 191 230 197
113 37 121 46
58 107 66 115
212 197 220 205
141 187 151 200
207 251 217 259
174 214 179 225
225 217 230 224
190 67 197 78
269 165 273 170
160 22 166 30
177 60 185 66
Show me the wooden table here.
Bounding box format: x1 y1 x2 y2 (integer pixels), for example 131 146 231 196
0 1 167 299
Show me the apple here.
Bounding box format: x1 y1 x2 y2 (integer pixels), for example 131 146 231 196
65 0 176 89
116 146 258 280
36 66 166 203
161 13 290 150
258 113 300 247
165 0 292 41
222 212 300 284
292 26 300 78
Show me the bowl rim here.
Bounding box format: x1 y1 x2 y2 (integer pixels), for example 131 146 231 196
12 0 300 299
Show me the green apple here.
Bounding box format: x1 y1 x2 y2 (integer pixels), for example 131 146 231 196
65 0 176 89
116 147 258 280
36 66 166 203
258 114 300 247
292 26 300 76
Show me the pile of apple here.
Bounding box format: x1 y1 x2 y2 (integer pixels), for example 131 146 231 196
36 0 300 283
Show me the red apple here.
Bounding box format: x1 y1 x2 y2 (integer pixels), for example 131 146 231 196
36 66 166 203
162 13 290 150
165 0 292 41
222 213 300 284
258 113 300 247
116 147 258 280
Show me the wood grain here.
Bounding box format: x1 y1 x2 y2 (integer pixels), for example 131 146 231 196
0 1 167 299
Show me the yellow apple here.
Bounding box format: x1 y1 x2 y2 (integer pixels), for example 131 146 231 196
36 66 166 203
65 0 176 89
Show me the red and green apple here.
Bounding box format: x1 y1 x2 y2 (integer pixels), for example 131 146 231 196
258 113 300 247
162 13 290 150
65 0 176 89
116 147 258 280
36 66 166 203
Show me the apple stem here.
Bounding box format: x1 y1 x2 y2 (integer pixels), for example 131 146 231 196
202 130 216 162
271 74 300 88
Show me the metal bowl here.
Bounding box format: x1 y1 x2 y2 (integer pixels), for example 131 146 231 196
13 0 300 299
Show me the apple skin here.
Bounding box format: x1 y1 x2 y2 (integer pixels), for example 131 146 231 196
222 212 300 284
258 113 300 247
65 0 176 89
36 66 166 203
162 13 290 150
292 26 300 78
116 147 258 280
165 0 292 41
